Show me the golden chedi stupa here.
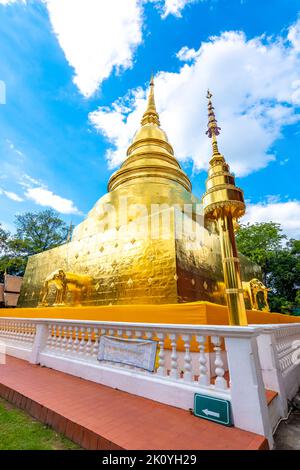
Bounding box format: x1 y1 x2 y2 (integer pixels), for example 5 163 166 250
18 78 262 313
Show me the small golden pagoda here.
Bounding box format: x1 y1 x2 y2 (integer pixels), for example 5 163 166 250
18 79 261 311
203 91 248 325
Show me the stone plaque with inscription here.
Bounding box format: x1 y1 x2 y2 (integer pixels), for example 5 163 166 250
98 335 157 372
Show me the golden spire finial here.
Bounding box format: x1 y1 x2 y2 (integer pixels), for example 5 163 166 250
141 75 160 126
206 89 221 156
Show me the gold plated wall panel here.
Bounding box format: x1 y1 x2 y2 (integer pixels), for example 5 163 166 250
18 181 260 309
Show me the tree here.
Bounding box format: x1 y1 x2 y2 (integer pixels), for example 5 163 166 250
14 209 70 255
0 223 9 252
0 209 70 280
236 222 286 283
267 239 300 301
236 222 300 314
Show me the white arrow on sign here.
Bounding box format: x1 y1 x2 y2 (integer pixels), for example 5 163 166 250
202 408 220 418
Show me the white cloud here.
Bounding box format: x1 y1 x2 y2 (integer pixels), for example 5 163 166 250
2 0 202 97
25 187 81 215
288 17 300 51
19 174 45 189
0 188 24 202
242 198 300 238
158 0 199 18
90 24 300 176
176 46 198 61
45 0 144 97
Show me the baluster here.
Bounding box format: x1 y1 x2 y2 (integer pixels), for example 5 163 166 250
78 327 86 355
156 332 166 376
85 327 92 358
56 325 63 352
211 336 227 389
5 321 9 338
15 322 21 342
7 321 11 340
11 322 14 339
196 335 209 386
5 321 9 339
66 326 73 354
7 321 11 339
20 323 26 342
14 322 19 341
92 328 100 359
25 323 31 342
7 321 12 340
169 333 179 380
29 323 35 343
27 323 33 342
73 327 80 354
46 324 53 350
61 325 68 354
21 322 26 341
182 334 193 382
51 324 57 349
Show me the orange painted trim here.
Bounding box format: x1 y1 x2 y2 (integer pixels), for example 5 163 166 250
1 301 299 325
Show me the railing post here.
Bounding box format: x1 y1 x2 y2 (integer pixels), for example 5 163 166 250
29 323 49 365
256 329 288 417
225 329 274 448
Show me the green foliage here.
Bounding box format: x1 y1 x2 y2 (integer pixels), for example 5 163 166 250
236 222 300 314
0 223 9 252
236 222 286 282
0 398 80 450
15 209 69 254
0 210 70 281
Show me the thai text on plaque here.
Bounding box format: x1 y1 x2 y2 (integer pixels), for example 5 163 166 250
98 335 157 372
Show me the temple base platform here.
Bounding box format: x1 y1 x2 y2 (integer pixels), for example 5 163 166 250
1 301 299 325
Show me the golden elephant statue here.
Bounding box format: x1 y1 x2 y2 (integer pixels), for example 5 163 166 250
39 269 93 306
242 278 270 312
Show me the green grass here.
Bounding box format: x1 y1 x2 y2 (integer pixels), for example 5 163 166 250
0 398 81 450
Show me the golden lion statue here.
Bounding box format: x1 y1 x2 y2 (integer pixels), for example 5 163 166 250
39 269 93 306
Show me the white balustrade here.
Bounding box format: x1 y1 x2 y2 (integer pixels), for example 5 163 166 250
256 323 300 404
0 320 35 347
273 325 300 375
2 316 300 446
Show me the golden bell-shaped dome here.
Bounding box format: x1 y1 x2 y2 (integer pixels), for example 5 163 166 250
108 76 192 192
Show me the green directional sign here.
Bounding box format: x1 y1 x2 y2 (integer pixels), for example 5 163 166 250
194 393 232 426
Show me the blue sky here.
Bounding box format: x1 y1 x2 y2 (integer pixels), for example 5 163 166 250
0 0 300 237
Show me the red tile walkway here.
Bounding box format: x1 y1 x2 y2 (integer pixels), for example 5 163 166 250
0 356 268 450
